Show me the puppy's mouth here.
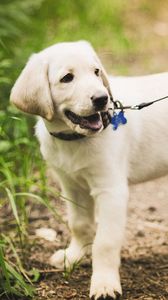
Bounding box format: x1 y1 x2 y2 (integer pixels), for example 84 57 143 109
64 110 103 131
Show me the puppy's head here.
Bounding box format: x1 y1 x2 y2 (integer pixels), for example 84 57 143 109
10 41 112 136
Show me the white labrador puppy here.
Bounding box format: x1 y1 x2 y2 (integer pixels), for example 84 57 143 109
10 41 168 300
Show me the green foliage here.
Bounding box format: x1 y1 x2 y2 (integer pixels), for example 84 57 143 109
22 0 131 55
37 0 129 48
0 0 43 40
0 1 46 298
0 0 44 91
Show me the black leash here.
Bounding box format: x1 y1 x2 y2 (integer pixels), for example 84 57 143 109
109 95 168 130
111 95 168 111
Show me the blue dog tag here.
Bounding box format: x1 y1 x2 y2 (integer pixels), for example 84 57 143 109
110 111 127 130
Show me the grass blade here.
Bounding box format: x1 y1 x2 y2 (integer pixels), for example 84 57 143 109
2 235 32 284
15 192 63 222
0 245 11 293
5 262 35 297
5 188 20 226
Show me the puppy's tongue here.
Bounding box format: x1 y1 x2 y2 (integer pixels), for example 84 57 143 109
80 113 102 131
64 110 103 131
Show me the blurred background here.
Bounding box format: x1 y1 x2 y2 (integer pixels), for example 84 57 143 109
0 0 168 299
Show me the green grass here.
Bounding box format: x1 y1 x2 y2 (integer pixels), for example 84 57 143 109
0 110 42 298
0 234 36 298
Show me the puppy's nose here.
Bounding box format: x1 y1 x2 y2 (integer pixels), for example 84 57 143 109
91 94 108 110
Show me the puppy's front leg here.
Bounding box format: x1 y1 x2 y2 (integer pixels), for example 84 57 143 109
50 182 95 270
90 184 128 300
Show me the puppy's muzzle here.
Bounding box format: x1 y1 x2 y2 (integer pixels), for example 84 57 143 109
91 93 108 111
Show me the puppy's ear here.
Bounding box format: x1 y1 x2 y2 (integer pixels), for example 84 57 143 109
94 54 113 99
10 55 54 120
100 65 113 99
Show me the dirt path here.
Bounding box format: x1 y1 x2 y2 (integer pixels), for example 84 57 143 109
22 175 168 300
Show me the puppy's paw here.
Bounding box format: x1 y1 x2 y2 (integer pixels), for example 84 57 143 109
90 292 121 300
50 249 68 270
50 247 85 270
90 272 122 300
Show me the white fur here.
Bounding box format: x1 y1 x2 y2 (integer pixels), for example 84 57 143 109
10 41 168 300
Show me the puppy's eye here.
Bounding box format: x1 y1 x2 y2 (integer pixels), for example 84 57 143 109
60 73 74 83
95 68 100 76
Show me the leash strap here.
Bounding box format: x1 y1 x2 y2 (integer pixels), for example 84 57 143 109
109 95 168 130
112 95 168 111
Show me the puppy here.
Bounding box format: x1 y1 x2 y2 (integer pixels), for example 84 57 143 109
10 41 168 300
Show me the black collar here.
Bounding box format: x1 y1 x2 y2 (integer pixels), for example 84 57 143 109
49 111 111 141
50 131 85 141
